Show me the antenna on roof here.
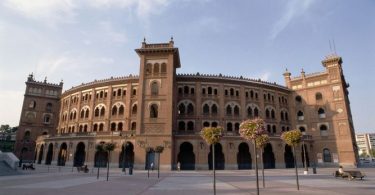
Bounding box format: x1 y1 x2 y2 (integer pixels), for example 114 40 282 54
329 40 333 53
333 39 337 54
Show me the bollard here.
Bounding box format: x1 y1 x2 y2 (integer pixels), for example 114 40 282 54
313 167 317 174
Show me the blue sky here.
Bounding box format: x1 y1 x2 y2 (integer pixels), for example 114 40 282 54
0 0 374 133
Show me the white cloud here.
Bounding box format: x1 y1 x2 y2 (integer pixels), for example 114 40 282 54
3 0 76 25
2 0 171 25
0 90 23 126
269 0 314 40
99 21 127 43
259 72 271 81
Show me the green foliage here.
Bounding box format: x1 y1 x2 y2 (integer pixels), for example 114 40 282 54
155 145 164 153
105 142 116 151
96 143 105 152
281 130 302 147
255 134 270 149
200 127 223 144
239 118 265 140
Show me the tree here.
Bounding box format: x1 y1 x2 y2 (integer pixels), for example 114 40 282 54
0 125 10 133
239 118 266 195
281 130 302 190
155 145 164 178
95 143 105 180
255 134 270 188
104 142 116 181
201 126 223 195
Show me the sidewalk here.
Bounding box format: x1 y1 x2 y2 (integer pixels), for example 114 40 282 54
1 167 374 195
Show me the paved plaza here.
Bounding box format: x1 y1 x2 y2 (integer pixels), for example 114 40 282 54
1 166 375 195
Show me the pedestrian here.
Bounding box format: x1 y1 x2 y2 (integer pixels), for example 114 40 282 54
151 162 154 171
177 162 181 171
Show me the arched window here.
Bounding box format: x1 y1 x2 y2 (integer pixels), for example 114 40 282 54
99 123 104 131
85 109 89 118
297 111 304 120
178 121 185 131
230 88 234 96
178 88 183 95
211 104 218 115
282 126 285 132
234 123 240 132
202 88 206 95
79 125 83 132
226 105 232 115
234 106 240 116
267 125 271 133
151 81 158 95
84 125 88 132
117 89 121 96
318 108 326 118
247 107 253 117
254 107 259 117
118 122 123 131
161 63 167 73
43 114 51 123
132 104 137 115
190 88 195 94
131 122 136 130
285 112 289 121
266 109 270 118
46 103 52 111
211 122 218 127
295 95 302 103
178 104 185 115
299 126 306 132
280 111 284 121
323 148 332 162
146 63 152 74
132 89 137 96
320 124 328 136
203 121 210 127
23 131 31 140
80 110 85 118
118 105 124 115
111 123 116 131
315 92 323 101
150 104 158 118
272 125 276 133
187 103 194 115
271 109 275 119
214 89 217 95
184 86 189 94
154 63 159 74
100 107 105 116
29 100 36 109
227 123 233 131
208 87 212 95
187 121 194 131
93 124 98 131
112 106 118 115
250 90 254 98
95 108 100 117
203 104 209 115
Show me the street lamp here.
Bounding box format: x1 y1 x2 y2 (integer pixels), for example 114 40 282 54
302 132 308 175
120 131 134 174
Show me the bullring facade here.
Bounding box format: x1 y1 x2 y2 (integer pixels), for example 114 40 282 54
15 39 358 170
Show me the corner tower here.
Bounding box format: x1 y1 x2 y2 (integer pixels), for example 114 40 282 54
134 38 181 169
15 74 63 163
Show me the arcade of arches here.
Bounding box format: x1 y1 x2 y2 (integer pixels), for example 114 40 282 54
35 140 311 170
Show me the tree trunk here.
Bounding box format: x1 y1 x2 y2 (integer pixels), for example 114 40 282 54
293 146 300 190
254 140 259 195
213 143 216 195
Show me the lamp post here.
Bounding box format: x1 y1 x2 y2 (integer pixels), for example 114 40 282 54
302 132 308 175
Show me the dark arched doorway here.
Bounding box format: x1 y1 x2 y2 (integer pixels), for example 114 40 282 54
301 144 310 167
45 143 53 165
284 145 295 168
94 150 108 168
145 150 155 170
263 143 275 169
57 143 67 166
74 142 86 167
37 144 44 164
177 142 196 170
208 143 225 170
119 142 134 168
237 142 252 169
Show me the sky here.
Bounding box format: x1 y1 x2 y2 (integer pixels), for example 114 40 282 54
0 0 374 133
